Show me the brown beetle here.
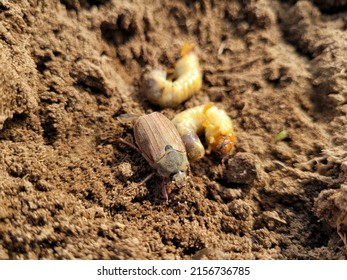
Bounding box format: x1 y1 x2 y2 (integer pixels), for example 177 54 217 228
118 112 190 199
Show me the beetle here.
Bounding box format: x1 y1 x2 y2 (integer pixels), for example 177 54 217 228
118 112 190 200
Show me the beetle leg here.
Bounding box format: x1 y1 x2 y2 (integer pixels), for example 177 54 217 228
138 172 155 186
161 184 169 201
124 172 155 197
117 138 141 154
160 179 173 201
337 222 347 249
117 113 141 123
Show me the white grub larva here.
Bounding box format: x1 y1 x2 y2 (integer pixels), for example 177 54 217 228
143 42 202 108
172 103 235 160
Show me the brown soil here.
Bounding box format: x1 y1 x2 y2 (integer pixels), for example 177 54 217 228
0 0 346 260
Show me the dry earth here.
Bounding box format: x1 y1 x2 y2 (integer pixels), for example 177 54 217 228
0 0 347 259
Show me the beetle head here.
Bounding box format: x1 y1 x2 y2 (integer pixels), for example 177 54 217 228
170 170 187 187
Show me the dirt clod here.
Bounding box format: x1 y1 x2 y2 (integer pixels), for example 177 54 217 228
224 152 264 185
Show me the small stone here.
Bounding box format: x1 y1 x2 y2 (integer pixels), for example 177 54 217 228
224 152 263 184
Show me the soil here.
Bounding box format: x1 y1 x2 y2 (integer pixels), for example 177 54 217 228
0 0 346 260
